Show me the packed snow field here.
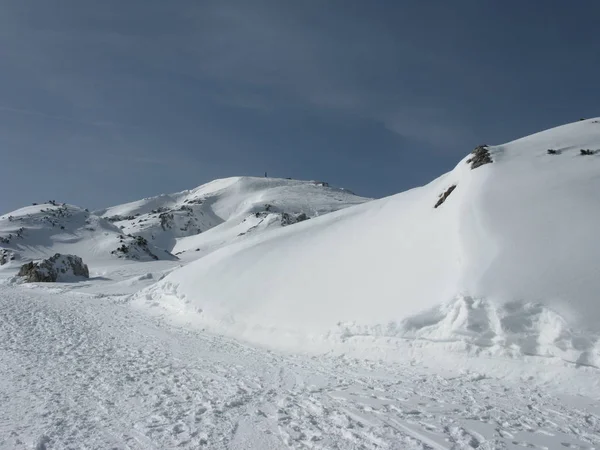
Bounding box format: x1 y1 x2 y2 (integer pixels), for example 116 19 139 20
1 119 600 449
2 283 599 449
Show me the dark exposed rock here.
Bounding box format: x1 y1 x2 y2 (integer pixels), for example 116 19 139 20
434 185 457 209
159 212 174 230
547 149 560 155
184 197 204 205
0 249 16 265
580 149 596 156
106 215 136 222
466 145 493 169
17 253 89 282
281 212 309 226
111 235 177 261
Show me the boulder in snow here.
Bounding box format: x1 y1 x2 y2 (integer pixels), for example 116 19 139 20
17 253 89 282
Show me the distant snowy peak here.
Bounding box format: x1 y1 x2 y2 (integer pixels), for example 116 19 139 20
0 177 366 265
96 176 370 253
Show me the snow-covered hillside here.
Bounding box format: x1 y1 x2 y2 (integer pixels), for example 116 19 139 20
95 177 369 259
0 202 177 266
0 178 367 273
2 121 600 449
138 119 600 367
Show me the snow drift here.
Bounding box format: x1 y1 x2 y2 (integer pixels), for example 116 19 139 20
137 119 600 366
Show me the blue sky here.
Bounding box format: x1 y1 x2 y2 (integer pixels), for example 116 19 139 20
1 0 598 213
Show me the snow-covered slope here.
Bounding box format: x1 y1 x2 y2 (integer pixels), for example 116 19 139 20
0 178 366 272
138 119 600 366
96 177 369 258
0 202 177 266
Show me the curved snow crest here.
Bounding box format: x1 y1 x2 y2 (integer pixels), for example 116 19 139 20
134 284 600 368
135 118 600 366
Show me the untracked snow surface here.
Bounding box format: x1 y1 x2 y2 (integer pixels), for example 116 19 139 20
2 120 600 449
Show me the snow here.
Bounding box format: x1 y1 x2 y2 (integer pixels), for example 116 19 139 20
138 119 600 367
1 121 600 448
1 283 599 449
0 203 175 264
94 176 370 259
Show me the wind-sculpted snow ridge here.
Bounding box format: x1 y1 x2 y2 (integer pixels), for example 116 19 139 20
137 118 600 367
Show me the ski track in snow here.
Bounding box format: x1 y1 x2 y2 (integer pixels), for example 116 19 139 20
1 286 599 450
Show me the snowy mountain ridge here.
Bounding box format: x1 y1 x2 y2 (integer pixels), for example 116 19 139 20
94 176 369 259
0 177 369 267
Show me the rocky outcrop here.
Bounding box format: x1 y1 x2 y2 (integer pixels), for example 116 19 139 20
17 254 89 282
0 249 16 265
467 145 493 169
106 214 137 222
280 212 309 226
111 234 178 261
434 185 457 208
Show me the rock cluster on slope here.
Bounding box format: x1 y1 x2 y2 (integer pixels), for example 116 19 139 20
18 254 89 282
0 249 16 265
467 145 493 169
111 234 178 261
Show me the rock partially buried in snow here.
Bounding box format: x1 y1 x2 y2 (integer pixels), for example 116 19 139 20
18 253 89 282
434 185 457 208
0 249 16 266
466 145 493 169
111 235 178 261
